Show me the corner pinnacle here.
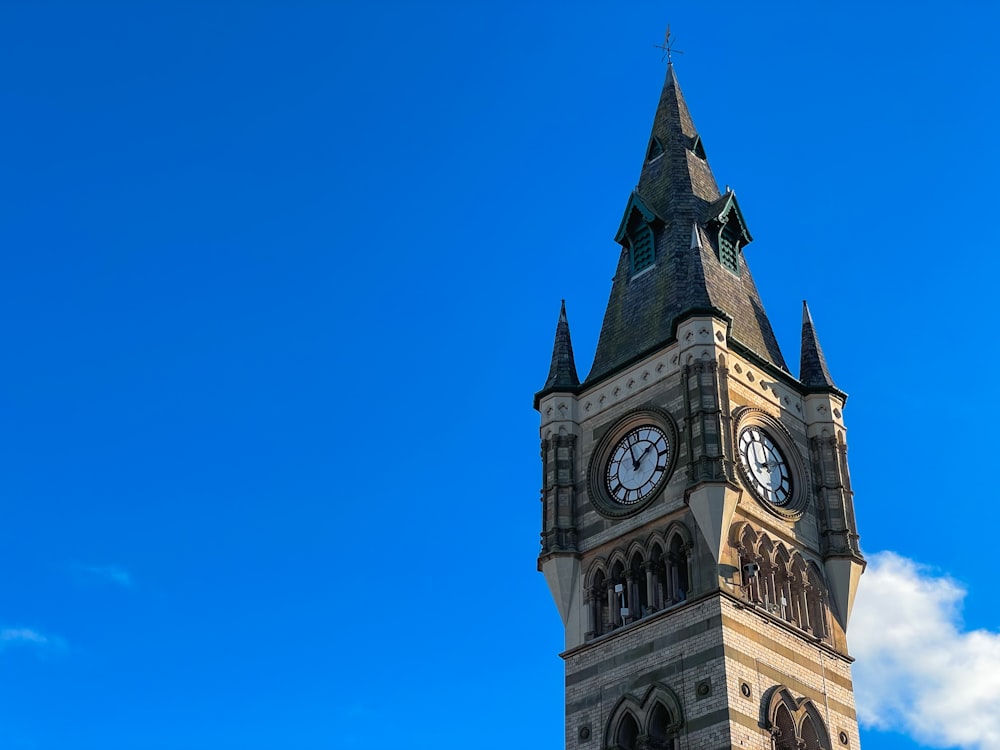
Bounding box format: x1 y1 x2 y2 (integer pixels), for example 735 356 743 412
800 301 837 390
541 300 580 393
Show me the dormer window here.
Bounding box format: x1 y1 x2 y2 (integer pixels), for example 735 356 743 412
615 193 659 277
705 191 752 276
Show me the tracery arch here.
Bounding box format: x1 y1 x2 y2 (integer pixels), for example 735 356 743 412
604 683 683 750
763 686 832 750
584 521 698 640
728 521 831 640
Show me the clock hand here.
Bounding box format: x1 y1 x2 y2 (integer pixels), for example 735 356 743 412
634 443 653 469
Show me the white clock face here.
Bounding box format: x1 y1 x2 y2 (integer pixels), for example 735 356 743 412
605 425 670 505
738 426 792 506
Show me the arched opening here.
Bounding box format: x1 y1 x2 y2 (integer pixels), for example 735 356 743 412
739 525 760 604
647 701 675 749
774 546 793 623
773 704 797 750
629 551 649 618
615 712 640 750
800 715 825 750
789 555 810 632
610 560 628 628
766 688 832 750
667 533 689 604
807 565 828 640
649 542 665 611
591 568 608 637
758 536 776 611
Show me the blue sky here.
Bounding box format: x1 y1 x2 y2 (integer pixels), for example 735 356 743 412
1 2 998 749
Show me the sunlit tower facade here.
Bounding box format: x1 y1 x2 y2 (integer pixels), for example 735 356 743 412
534 61 865 750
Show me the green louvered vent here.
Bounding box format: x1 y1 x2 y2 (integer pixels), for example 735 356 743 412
628 214 655 273
719 222 740 273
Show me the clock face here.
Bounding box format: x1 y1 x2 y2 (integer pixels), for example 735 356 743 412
738 426 792 506
605 425 671 505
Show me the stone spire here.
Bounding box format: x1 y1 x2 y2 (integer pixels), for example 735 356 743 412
535 301 579 407
586 65 788 384
799 300 838 392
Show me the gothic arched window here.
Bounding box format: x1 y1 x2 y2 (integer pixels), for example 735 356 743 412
772 704 797 750
614 712 640 750
604 683 683 750
766 687 832 750
647 701 678 750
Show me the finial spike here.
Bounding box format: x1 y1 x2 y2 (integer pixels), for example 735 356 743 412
653 25 684 64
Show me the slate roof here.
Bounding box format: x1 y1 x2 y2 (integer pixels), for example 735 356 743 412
799 301 839 392
585 65 788 385
535 300 580 406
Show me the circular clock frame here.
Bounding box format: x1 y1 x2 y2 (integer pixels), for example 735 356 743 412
587 408 679 519
733 408 807 519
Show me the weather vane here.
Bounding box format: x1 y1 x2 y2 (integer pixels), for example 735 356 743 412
654 25 683 64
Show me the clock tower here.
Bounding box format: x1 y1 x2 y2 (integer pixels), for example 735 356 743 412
535 63 865 750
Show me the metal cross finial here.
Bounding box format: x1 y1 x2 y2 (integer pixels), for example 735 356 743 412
654 25 684 64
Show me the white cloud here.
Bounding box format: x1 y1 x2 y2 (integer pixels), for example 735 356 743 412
851 552 1000 750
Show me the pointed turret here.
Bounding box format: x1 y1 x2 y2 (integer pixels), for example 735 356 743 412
535 300 579 408
587 65 788 384
799 301 840 393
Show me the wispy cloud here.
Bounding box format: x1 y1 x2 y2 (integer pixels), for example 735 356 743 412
0 627 65 655
851 552 1000 750
73 562 133 588
0 628 48 645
